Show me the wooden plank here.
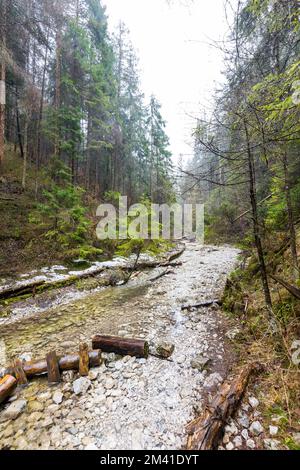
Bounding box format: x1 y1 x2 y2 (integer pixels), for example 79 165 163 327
46 351 61 384
79 343 89 376
13 358 28 386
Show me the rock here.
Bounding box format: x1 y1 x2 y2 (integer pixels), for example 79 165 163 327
27 411 43 423
241 429 249 440
177 355 186 365
85 444 99 450
88 370 99 381
225 422 238 436
226 442 234 451
73 377 92 396
264 439 280 450
246 439 256 449
53 391 64 405
154 342 175 359
62 371 75 382
248 396 259 408
61 341 76 349
38 392 51 402
250 421 264 436
269 425 278 436
0 400 27 421
68 408 85 421
225 328 241 340
15 436 28 449
233 436 242 447
28 401 44 412
191 355 211 371
3 424 14 438
238 414 250 428
292 432 300 446
223 433 230 444
104 378 115 390
204 372 223 389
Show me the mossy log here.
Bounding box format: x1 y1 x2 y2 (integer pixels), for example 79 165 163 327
5 351 102 379
186 362 263 450
0 246 186 303
0 375 18 404
92 335 149 358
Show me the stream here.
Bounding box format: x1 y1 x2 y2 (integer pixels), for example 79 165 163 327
0 242 240 450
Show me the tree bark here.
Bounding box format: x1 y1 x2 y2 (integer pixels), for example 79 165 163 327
283 154 299 280
92 335 149 358
22 114 29 189
46 351 61 384
79 343 90 377
0 0 7 166
186 363 262 450
244 120 272 310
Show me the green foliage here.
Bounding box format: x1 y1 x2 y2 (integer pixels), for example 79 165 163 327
30 161 90 248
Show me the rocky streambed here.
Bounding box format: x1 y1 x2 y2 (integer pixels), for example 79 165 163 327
0 243 279 451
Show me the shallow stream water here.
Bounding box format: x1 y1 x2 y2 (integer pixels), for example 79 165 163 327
0 243 240 450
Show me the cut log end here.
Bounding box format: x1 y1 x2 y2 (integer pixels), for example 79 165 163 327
0 375 18 404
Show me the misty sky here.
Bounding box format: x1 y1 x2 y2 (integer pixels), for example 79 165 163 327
103 0 231 163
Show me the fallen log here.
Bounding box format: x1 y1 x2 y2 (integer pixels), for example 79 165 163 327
149 269 173 282
0 375 18 405
181 299 222 311
92 335 149 358
0 246 186 302
186 362 262 450
269 274 300 301
5 351 102 379
0 280 46 301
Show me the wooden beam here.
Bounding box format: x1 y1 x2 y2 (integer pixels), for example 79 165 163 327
46 351 60 384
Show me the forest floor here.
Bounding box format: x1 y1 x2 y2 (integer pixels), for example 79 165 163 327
0 242 286 450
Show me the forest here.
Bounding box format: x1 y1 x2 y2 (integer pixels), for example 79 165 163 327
0 0 299 455
0 0 174 271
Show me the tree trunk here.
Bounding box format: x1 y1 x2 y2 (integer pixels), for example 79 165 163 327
0 0 7 166
244 120 272 310
54 27 62 158
283 154 298 280
22 115 29 189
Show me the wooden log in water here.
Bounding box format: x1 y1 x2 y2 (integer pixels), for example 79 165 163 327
186 363 262 450
5 351 102 378
46 351 61 384
0 280 46 301
0 375 18 404
79 343 89 376
13 359 28 386
92 335 149 358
